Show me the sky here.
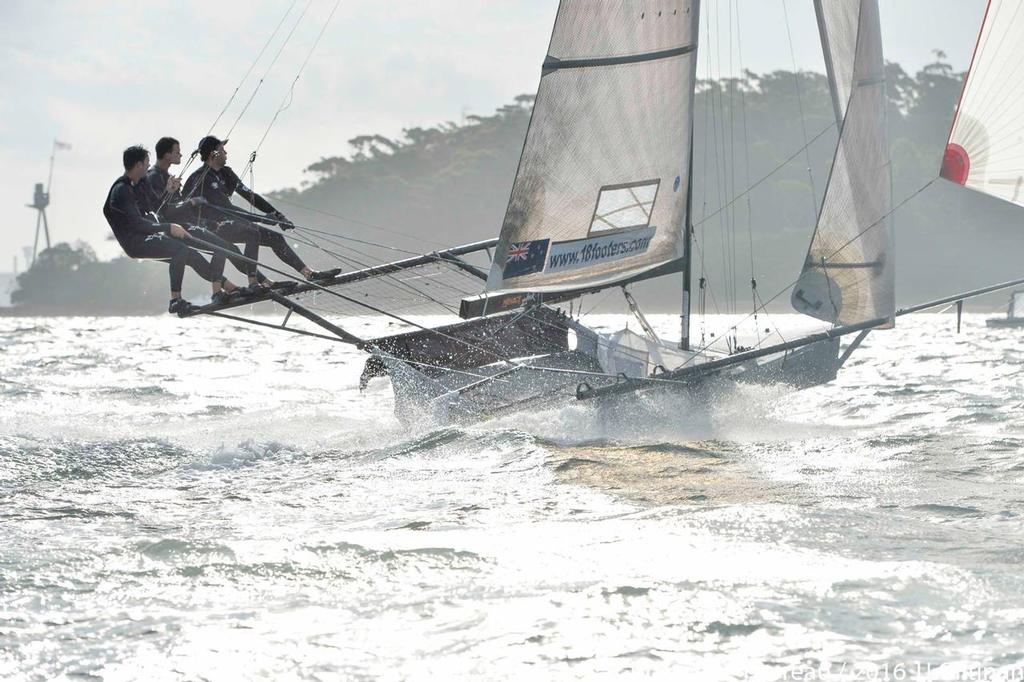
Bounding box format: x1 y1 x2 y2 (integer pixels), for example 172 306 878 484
0 0 986 274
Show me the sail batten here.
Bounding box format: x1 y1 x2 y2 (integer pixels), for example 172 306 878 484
485 0 700 297
542 43 696 72
792 0 894 327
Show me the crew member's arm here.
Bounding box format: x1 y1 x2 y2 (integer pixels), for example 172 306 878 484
225 167 290 223
109 183 172 236
146 169 168 198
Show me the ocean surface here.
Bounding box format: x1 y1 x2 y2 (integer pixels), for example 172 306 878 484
3 312 1024 681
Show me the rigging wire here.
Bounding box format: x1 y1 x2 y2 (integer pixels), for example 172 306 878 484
733 0 760 346
272 195 454 249
226 0 314 139
211 0 301 136
692 121 835 230
238 0 343 182
208 206 476 314
710 3 733 316
158 2 304 217
184 233 531 368
661 177 939 372
781 0 821 222
288 216 687 372
212 94 837 363
182 0 328 212
286 231 469 315
692 67 836 346
191 231 697 390
201 203 422 257
173 0 918 390
727 0 739 323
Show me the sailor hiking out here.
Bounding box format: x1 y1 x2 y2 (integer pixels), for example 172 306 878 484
103 145 240 315
182 135 331 287
142 136 264 287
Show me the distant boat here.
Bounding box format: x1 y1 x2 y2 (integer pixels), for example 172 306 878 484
986 291 1024 328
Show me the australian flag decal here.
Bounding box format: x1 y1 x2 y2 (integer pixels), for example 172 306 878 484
503 238 550 278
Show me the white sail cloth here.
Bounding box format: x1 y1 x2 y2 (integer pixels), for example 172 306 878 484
941 0 1024 207
792 0 894 326
814 0 860 123
485 1 699 295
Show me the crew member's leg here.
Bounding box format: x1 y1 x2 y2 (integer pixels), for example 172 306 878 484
213 218 333 284
255 225 308 274
186 226 245 288
183 243 225 288
255 224 335 282
211 220 261 283
122 233 224 313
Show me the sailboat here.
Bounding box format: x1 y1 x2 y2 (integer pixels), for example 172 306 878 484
185 0 1024 423
986 291 1024 328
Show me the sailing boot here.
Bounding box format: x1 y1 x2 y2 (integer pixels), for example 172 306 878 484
168 298 194 317
209 291 233 306
307 269 341 283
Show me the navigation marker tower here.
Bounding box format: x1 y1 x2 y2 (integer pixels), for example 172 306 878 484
27 139 70 266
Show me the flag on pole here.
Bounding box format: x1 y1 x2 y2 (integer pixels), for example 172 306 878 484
54 140 71 150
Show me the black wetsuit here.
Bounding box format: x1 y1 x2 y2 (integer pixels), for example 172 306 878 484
143 166 190 223
182 164 307 277
103 175 225 292
141 169 255 280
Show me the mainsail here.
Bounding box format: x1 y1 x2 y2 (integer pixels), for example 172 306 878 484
792 0 894 326
940 0 1024 206
483 0 700 297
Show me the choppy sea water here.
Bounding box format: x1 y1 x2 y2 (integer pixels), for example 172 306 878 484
2 312 1024 681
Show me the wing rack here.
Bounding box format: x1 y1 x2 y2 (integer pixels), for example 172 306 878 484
183 239 498 342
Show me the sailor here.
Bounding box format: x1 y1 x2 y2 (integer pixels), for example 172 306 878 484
103 145 235 315
182 135 332 287
143 136 262 287
142 136 185 217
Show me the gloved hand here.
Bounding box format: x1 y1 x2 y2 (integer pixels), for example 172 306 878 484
188 197 208 208
271 211 295 230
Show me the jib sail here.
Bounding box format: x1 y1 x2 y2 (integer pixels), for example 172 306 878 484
792 0 894 326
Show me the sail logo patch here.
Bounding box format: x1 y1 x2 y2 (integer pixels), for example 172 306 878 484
546 226 656 274
503 238 550 278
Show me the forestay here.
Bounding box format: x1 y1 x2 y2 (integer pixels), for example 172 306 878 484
940 0 1024 207
792 0 894 326
484 0 700 296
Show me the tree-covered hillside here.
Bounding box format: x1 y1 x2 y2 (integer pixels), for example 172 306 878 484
9 56 1024 315
275 55 1024 313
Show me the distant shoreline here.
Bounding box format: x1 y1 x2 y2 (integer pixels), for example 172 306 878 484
0 306 161 317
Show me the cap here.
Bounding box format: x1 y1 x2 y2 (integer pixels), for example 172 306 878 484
197 135 228 161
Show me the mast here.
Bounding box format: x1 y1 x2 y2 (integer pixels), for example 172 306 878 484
681 0 701 351
681 159 693 351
